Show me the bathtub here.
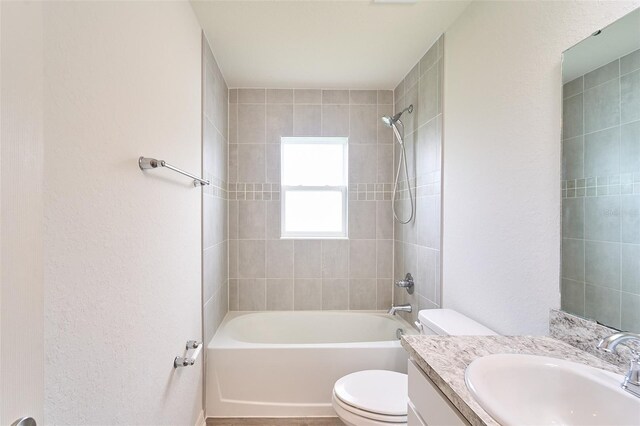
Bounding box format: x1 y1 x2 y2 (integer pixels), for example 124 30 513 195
205 311 417 418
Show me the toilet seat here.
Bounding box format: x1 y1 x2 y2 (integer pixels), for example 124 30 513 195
333 391 407 424
332 370 408 425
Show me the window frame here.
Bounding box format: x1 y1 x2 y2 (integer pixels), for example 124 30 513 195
280 136 349 239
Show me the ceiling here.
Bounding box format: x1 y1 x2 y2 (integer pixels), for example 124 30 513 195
190 0 471 89
563 7 640 83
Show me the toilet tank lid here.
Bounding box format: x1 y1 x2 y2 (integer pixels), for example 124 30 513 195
418 309 497 336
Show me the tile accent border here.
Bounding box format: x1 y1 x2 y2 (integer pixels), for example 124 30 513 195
549 309 639 369
228 183 279 201
562 173 640 198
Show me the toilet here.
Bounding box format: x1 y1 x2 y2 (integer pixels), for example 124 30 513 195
331 309 496 426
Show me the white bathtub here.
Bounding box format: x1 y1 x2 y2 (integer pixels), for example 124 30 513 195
205 311 416 418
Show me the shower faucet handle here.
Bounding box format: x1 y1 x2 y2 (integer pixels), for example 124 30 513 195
395 273 414 289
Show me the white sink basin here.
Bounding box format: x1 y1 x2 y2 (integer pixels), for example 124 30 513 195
465 353 640 426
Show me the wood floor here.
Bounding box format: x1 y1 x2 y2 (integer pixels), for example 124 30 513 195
206 418 344 426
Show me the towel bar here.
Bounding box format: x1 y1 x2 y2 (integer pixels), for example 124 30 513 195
139 156 209 187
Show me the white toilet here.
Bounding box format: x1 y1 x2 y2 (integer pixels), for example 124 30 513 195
331 309 496 426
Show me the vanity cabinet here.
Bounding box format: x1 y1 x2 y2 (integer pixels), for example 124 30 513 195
407 359 470 426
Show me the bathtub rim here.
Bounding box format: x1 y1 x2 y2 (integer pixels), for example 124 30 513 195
208 310 417 349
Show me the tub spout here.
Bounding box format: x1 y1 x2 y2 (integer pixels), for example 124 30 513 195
388 304 412 315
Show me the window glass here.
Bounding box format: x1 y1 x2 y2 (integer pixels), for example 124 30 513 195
280 137 348 238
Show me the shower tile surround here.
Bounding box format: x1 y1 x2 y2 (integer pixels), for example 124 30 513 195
393 36 444 323
225 36 443 314
203 36 229 344
561 49 640 332
228 88 395 311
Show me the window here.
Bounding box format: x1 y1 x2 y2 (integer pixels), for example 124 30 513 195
281 137 348 238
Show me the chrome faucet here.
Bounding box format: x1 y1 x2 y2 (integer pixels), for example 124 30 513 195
597 332 640 398
388 303 412 315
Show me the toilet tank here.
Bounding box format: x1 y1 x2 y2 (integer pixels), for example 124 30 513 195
418 309 496 336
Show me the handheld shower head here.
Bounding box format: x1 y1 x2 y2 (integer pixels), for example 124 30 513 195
381 104 416 225
381 104 413 128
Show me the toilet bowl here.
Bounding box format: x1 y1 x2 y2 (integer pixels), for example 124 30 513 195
331 370 408 425
332 309 496 425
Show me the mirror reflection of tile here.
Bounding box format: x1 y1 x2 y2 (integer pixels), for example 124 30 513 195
561 14 640 332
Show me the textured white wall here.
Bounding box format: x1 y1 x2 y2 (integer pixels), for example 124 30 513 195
43 2 204 424
442 1 640 335
1 2 45 423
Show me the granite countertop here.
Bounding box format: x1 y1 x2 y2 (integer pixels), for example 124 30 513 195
401 335 624 426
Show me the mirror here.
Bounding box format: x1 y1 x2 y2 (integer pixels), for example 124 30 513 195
561 8 640 333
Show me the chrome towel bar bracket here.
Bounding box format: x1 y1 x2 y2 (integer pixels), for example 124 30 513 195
174 340 203 368
139 156 210 187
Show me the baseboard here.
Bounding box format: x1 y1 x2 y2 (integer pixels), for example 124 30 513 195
205 418 343 426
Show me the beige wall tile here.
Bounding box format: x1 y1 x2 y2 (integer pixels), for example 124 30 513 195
376 201 393 240
229 103 238 144
404 63 419 92
377 90 393 105
321 240 349 279
203 118 216 174
238 240 265 278
349 144 377 183
349 200 376 239
228 200 238 239
350 90 377 105
349 279 376 310
415 117 440 176
418 65 438 127
403 84 418 134
266 104 293 144
322 89 349 105
321 105 349 137
203 242 226 302
267 89 293 104
229 239 239 279
238 104 266 144
349 105 377 144
203 296 218 344
377 240 393 279
239 279 266 310
294 279 322 310
377 145 393 183
203 196 226 247
294 89 321 104
416 246 437 302
394 80 404 102
238 200 266 239
266 143 281 183
377 104 393 144
349 240 376 279
237 144 265 182
322 279 349 310
266 200 281 239
266 239 294 279
266 279 294 310
294 240 322 278
420 41 439 76
238 88 265 104
416 195 440 249
229 279 239 311
402 243 417 280
293 105 321 136
228 143 238 182
228 88 238 104
229 86 408 313
376 279 392 310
